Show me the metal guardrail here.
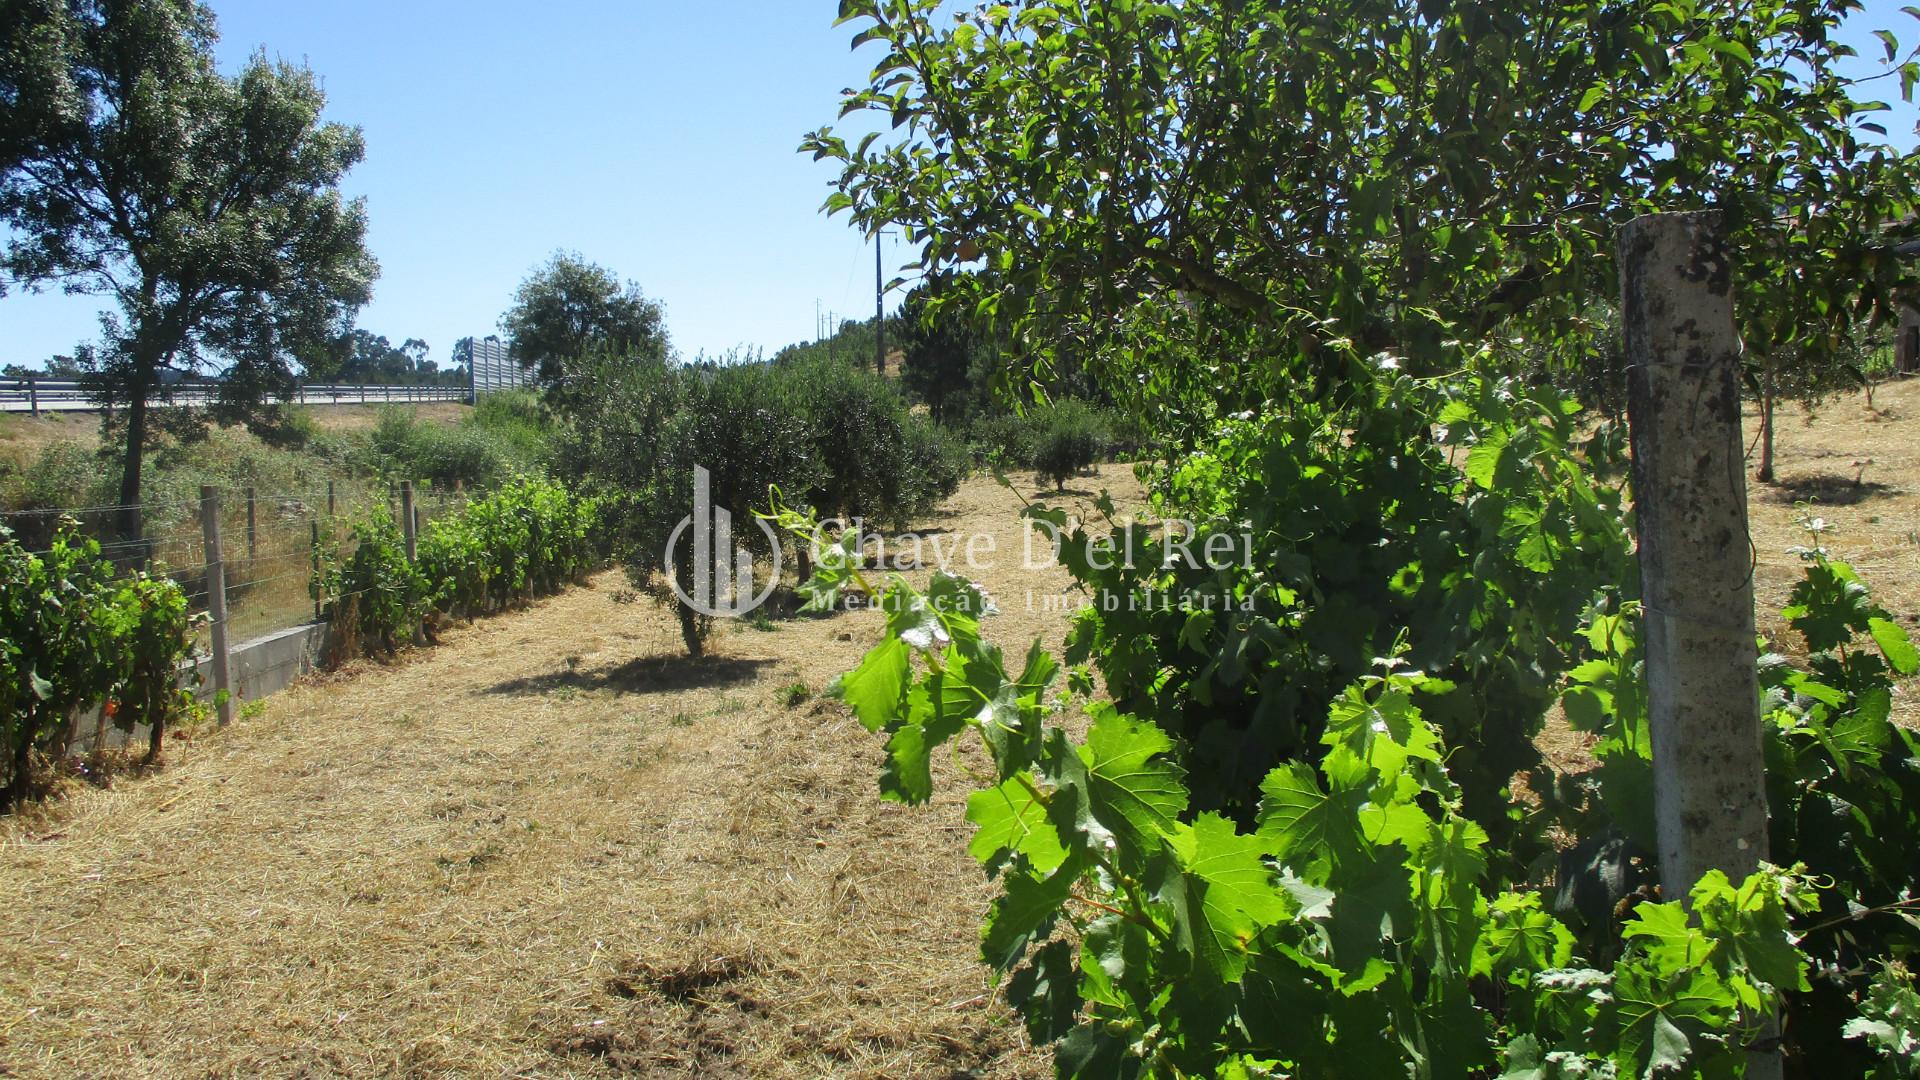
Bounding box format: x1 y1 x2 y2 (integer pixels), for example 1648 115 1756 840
0 379 471 414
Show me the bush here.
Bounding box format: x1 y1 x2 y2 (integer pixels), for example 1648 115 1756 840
966 411 1036 469
318 510 428 658
785 355 972 528
558 352 974 654
2 523 195 808
1028 398 1111 488
320 477 603 659
787 357 906 521
470 389 552 465
416 477 602 616
900 414 967 517
364 404 541 490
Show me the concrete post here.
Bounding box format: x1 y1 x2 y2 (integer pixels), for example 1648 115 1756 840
1620 212 1775 1078
401 480 417 563
200 486 234 726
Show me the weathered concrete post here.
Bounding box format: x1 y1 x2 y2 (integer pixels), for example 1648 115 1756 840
400 480 418 563
1620 212 1775 1077
311 520 323 623
200 486 234 727
245 486 258 563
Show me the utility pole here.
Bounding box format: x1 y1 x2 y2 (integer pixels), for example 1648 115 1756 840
875 232 886 376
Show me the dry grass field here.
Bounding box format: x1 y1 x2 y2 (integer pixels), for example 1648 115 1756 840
0 381 1910 1077
0 470 1131 1079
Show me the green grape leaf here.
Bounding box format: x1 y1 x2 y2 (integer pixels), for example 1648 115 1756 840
967 773 1068 874
1256 761 1367 882
879 692 967 804
1080 913 1154 1010
831 636 911 732
1869 616 1919 676
983 857 1083 971
1070 708 1187 863
1006 937 1081 1044
1609 963 1731 1078
1154 813 1294 982
1622 901 1711 972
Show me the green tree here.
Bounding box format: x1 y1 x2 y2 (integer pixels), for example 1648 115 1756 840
0 0 376 545
899 278 995 424
499 253 667 402
807 0 1920 434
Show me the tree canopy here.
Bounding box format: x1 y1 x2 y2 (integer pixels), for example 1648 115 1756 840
808 0 1920 431
499 252 668 402
0 0 375 540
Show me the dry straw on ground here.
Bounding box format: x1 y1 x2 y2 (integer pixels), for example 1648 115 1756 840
0 469 1133 1079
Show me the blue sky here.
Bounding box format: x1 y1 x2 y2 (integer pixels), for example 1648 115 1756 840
4 1 1919 374
4 0 892 372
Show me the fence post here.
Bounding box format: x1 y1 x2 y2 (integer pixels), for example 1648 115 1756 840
311 519 323 623
245 486 257 563
327 479 336 518
1620 212 1775 1077
401 480 418 563
200 486 234 727
27 377 39 419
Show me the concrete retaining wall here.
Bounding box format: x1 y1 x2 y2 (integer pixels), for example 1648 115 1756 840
67 619 337 755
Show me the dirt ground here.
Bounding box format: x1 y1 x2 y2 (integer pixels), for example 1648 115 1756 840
0 468 1136 1079
0 381 1910 1077
1746 379 1920 712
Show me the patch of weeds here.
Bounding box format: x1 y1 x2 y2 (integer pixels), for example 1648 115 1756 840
550 684 580 702
669 712 696 727
436 841 504 876
237 698 267 722
776 681 811 708
745 611 777 632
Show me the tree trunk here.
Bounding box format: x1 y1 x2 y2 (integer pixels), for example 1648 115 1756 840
1757 354 1776 484
678 604 705 657
6 728 33 810
115 390 150 556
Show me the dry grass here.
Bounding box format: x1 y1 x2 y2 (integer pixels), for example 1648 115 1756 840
1746 379 1919 728
0 411 97 470
0 404 473 468
0 467 1135 1079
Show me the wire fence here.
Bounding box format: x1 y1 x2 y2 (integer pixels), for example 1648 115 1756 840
3 478 483 650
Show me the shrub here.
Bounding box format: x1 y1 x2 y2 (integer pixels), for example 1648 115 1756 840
321 477 603 660
649 364 817 653
101 570 197 763
318 511 428 657
1 523 194 808
1028 398 1111 488
363 403 543 490
900 414 967 518
786 355 971 528
787 356 909 521
966 411 1035 469
470 389 552 466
